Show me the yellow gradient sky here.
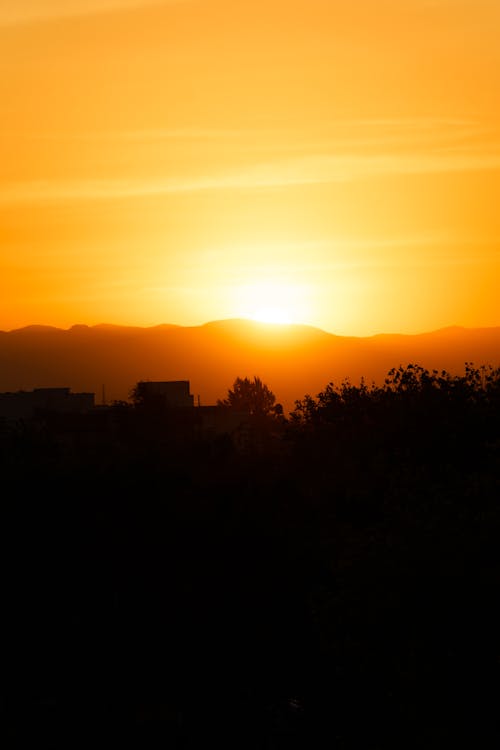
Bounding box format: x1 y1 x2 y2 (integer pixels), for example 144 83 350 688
1 0 499 334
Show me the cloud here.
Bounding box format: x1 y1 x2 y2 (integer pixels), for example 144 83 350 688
0 0 183 26
20 117 485 142
2 148 500 205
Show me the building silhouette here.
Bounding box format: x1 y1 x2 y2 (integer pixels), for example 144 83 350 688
138 381 194 408
0 387 95 421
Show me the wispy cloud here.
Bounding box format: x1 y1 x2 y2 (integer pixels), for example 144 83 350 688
16 117 491 143
2 147 500 205
20 128 268 143
0 0 183 27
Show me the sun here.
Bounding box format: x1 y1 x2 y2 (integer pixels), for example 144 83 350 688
234 279 311 325
251 307 292 324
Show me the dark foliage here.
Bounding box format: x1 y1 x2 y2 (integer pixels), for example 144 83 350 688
217 375 283 417
3 364 500 748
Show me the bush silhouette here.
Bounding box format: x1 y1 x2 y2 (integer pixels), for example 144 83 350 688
217 375 282 417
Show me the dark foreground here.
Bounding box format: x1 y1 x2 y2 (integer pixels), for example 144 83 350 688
4 366 500 748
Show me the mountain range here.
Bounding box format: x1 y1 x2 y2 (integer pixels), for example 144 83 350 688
1 320 499 413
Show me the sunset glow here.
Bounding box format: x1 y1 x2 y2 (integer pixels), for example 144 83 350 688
251 310 292 325
1 0 499 334
234 280 311 325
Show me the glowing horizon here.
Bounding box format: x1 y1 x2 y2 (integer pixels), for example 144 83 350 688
1 0 499 336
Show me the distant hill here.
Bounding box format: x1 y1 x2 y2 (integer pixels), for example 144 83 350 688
1 319 499 413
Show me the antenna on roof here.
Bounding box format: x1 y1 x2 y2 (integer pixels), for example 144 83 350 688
102 384 106 406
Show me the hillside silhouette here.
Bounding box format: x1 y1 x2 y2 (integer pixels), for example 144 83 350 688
3 360 500 747
1 319 499 411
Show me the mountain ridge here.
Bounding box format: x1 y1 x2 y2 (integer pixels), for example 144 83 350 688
4 318 500 338
1 319 499 412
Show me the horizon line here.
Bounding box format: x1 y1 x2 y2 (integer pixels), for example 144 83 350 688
1 318 498 339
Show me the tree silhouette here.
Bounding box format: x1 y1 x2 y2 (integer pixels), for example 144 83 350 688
130 380 150 408
217 376 281 417
130 380 169 414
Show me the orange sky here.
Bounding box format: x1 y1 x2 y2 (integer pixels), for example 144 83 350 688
1 0 499 335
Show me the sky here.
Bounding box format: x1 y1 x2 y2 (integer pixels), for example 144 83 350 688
1 0 499 335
